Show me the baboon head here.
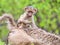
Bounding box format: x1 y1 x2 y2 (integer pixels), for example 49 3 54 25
24 6 37 17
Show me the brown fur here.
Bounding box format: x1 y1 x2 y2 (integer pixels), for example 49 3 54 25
8 28 36 45
0 13 41 45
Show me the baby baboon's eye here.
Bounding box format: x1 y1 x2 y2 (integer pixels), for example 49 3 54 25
28 11 33 13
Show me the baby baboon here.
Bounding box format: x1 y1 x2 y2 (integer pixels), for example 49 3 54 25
17 6 38 29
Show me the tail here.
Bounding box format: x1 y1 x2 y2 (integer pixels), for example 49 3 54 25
0 13 17 30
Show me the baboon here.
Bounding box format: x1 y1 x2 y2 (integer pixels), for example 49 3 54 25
0 6 60 45
17 6 38 29
17 6 60 45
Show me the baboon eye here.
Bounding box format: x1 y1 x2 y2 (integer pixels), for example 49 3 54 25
28 11 33 13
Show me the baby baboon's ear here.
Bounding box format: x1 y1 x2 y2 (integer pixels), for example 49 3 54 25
24 6 28 11
34 8 37 14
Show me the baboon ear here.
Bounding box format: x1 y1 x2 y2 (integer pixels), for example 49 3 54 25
34 8 37 13
24 7 28 11
33 8 37 14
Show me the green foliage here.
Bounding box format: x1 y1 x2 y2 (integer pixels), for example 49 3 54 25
0 40 5 45
0 0 60 41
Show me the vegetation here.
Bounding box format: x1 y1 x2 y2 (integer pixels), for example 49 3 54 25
0 0 60 44
0 40 5 45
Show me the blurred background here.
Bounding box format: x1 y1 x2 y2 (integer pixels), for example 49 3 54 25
0 0 60 45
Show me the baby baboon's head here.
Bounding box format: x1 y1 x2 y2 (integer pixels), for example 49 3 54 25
24 6 37 17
